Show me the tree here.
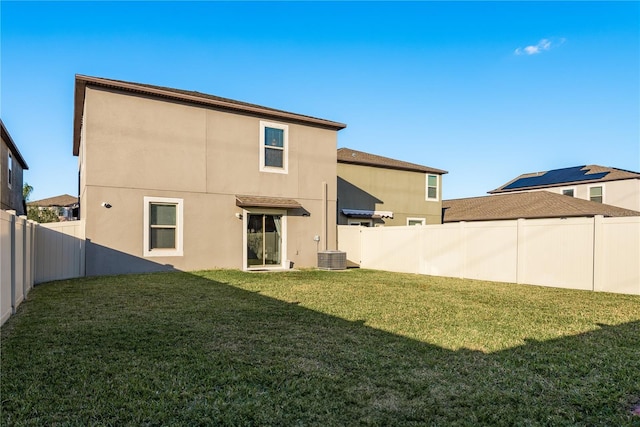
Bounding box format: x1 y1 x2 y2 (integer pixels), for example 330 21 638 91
23 183 60 223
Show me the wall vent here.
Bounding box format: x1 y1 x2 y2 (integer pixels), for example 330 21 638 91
317 250 347 270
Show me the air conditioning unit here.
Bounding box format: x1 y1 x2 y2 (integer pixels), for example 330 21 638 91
317 250 347 270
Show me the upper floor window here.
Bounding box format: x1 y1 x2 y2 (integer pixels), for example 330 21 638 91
589 186 603 203
7 153 13 188
260 121 288 174
562 188 575 197
426 174 439 201
143 196 184 257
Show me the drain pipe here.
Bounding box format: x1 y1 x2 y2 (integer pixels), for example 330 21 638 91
322 181 328 251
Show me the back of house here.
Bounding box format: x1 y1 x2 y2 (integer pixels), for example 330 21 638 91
74 75 346 276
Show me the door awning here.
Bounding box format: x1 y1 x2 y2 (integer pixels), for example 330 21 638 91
236 195 302 209
341 208 394 219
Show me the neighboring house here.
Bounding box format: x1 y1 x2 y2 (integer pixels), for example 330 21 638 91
337 148 447 226
1 119 29 215
442 191 640 223
28 194 79 221
73 75 346 276
489 165 640 211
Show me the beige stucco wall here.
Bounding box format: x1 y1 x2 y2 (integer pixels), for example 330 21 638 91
80 86 338 276
337 162 443 226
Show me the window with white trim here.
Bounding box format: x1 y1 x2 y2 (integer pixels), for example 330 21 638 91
260 121 288 173
589 186 603 203
7 153 13 189
426 174 439 201
143 197 184 257
562 188 575 197
407 218 426 226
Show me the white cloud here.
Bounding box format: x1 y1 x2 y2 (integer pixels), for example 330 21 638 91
515 38 564 56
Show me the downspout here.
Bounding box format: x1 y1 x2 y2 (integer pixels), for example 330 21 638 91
322 181 328 251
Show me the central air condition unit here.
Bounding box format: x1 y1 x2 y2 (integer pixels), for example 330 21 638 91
317 250 347 270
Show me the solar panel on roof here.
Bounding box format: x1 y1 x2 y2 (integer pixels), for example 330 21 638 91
504 166 609 190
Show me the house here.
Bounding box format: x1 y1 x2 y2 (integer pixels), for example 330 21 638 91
27 194 79 221
1 119 29 215
73 75 346 276
489 165 640 211
442 191 640 223
337 148 447 226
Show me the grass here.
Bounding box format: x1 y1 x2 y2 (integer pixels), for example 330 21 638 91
1 269 639 426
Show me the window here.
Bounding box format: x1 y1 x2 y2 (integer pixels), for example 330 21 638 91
348 219 372 227
562 188 575 197
426 174 439 201
7 153 12 188
589 186 603 203
260 121 288 173
407 218 426 226
143 197 183 257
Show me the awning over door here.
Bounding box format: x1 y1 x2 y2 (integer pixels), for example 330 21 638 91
236 195 302 209
341 208 394 219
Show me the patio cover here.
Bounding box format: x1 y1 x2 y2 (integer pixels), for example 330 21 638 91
341 208 393 219
235 195 302 209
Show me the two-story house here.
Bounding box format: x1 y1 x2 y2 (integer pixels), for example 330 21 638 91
337 148 447 226
489 165 640 211
1 119 29 215
73 75 346 276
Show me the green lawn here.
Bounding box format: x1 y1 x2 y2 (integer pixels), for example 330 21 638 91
2 269 639 426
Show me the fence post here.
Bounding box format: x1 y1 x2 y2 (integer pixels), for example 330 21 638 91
8 210 16 314
20 215 28 299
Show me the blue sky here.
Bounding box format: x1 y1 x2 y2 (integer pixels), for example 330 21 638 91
2 1 638 201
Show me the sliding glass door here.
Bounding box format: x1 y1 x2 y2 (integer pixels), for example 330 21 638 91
246 213 282 267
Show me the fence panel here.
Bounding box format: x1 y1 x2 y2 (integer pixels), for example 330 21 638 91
1 211 13 325
360 226 421 273
594 217 640 294
338 216 640 295
464 221 518 283
35 221 85 284
337 225 362 267
518 218 594 290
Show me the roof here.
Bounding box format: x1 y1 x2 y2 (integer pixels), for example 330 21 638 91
337 148 447 174
73 75 347 156
0 119 29 169
490 165 640 193
28 194 78 207
442 191 640 222
235 195 301 209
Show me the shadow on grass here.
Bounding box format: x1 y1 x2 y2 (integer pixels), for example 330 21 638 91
2 270 639 426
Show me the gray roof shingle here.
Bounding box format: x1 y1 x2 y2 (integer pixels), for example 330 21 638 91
443 191 640 222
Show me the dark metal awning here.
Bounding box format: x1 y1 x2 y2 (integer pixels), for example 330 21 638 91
341 208 393 219
236 195 302 209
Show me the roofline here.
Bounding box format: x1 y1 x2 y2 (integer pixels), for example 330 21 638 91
442 212 635 223
338 158 448 174
337 148 448 175
73 74 347 156
0 119 29 169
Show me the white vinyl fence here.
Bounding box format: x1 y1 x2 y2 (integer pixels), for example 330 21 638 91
338 216 640 295
1 210 85 325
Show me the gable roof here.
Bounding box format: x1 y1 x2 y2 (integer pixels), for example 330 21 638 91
28 194 78 207
490 165 640 194
337 148 447 174
0 119 29 169
73 75 347 156
442 191 640 223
